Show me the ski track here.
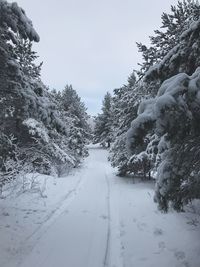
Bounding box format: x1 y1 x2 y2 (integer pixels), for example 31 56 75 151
8 172 85 267
25 175 83 242
103 174 111 267
1 144 200 267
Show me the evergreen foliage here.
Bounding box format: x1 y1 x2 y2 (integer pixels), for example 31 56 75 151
137 0 200 78
93 92 113 148
109 72 138 175
52 85 90 163
105 0 200 211
0 0 90 187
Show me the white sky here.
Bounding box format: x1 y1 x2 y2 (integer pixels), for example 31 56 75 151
11 0 178 115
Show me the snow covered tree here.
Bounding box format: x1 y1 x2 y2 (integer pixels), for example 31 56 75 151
61 85 89 131
125 3 200 210
0 1 40 179
0 1 39 136
0 1 89 181
93 92 113 148
127 68 200 211
145 15 200 82
108 72 140 175
107 1 200 211
137 0 200 78
52 85 90 163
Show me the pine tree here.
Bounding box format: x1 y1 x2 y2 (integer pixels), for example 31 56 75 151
94 92 113 148
0 1 39 137
136 0 200 79
13 37 43 80
0 1 39 175
61 85 89 131
145 12 200 82
109 72 139 175
127 68 200 211
53 85 90 163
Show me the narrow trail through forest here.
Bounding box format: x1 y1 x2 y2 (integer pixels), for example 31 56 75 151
2 145 200 267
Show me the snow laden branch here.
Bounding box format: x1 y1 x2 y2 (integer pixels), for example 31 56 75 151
0 0 39 42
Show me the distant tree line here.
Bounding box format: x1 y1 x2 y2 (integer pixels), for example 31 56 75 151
94 0 200 211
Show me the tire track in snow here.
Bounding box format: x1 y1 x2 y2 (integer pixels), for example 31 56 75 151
26 175 83 241
105 173 126 267
103 174 111 267
15 174 84 267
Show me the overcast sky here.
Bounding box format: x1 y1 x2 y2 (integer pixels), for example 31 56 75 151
11 0 178 115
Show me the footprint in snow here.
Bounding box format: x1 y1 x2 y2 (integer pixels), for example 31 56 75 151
121 244 125 250
158 241 166 251
2 212 9 216
120 230 126 237
182 261 190 267
120 221 125 228
174 250 186 260
137 222 147 231
139 257 148 262
173 250 189 267
100 215 108 220
154 241 166 255
154 228 163 236
82 210 89 214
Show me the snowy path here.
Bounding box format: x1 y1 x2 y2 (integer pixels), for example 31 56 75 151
1 145 200 267
18 146 112 267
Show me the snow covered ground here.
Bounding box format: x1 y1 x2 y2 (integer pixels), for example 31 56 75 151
0 145 200 267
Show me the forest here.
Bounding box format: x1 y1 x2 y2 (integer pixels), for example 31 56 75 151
0 0 91 189
0 1 200 266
